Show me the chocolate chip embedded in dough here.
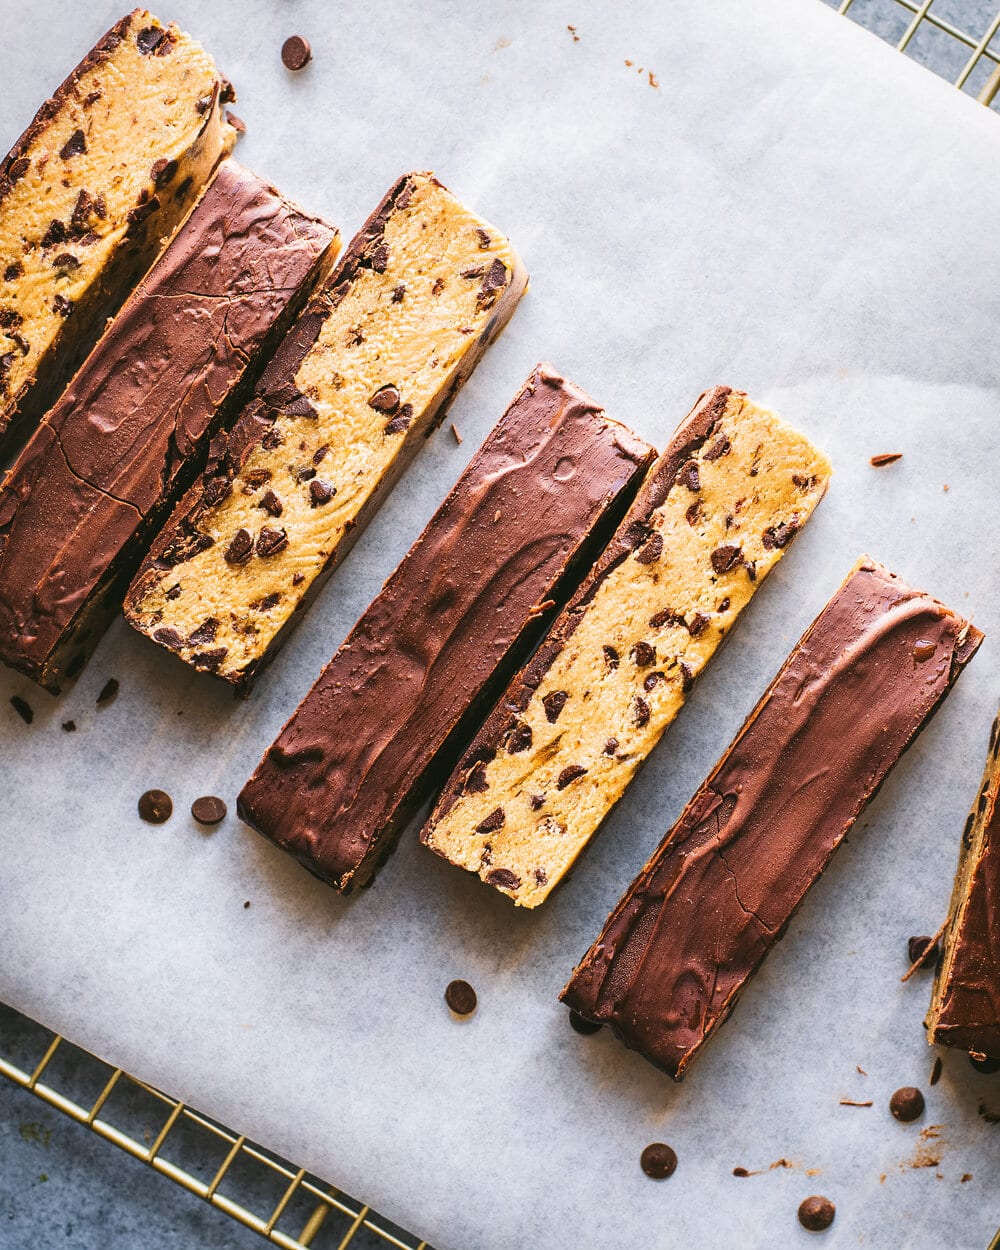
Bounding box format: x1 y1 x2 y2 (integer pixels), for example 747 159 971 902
259 490 283 517
476 807 505 834
557 764 587 790
465 761 489 793
486 867 520 890
256 527 289 558
506 721 532 754
633 697 650 728
59 129 87 160
631 640 655 667
309 479 335 507
711 544 743 574
368 384 401 414
542 690 568 723
635 531 663 565
224 528 254 565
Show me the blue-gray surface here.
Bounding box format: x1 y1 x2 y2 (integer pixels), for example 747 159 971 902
4 1 1000 1249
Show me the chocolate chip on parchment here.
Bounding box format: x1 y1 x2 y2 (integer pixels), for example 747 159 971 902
59 129 86 160
61 720 76 733
445 979 477 1015
256 527 289 557
677 460 700 491
711 545 742 574
557 765 587 789
384 403 413 434
870 452 903 467
704 435 731 461
762 520 799 550
281 34 313 70
631 640 655 667
309 479 335 507
96 678 119 707
486 867 520 890
603 738 619 755
798 1196 835 1232
224 528 254 565
889 1087 924 1122
633 697 651 728
476 807 506 834
569 1010 602 1036
465 761 489 793
138 789 173 823
153 627 184 650
543 690 568 723
191 795 227 826
640 1143 677 1180
635 531 663 565
9 695 33 724
259 490 283 517
188 618 218 646
506 721 532 753
907 935 940 969
603 645 620 669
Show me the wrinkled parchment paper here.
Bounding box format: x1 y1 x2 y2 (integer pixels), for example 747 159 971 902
3 2 1000 1246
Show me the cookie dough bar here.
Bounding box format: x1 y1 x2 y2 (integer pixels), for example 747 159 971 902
237 365 655 893
421 386 831 906
123 172 528 692
0 161 338 691
0 8 238 453
561 558 982 1081
926 711 1000 1061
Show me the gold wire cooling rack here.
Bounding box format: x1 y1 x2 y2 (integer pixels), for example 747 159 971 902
4 3 1000 1248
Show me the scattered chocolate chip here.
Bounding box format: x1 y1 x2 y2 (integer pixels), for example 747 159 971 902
711 544 743 574
96 678 119 707
717 597 731 612
431 276 445 295
677 460 700 491
224 529 254 565
640 1143 677 1180
798 1196 835 1232
762 520 799 550
243 899 251 909
542 690 568 723
384 403 413 434
476 807 505 834
242 468 272 492
889 1087 925 1122
506 721 533 754
969 1054 1000 1074
732 1167 752 1178
138 789 173 823
792 473 817 489
281 34 313 70
603 645 620 669
688 612 710 636
196 648 228 672
631 640 656 667
635 531 663 565
312 444 329 466
153 627 185 650
486 867 520 890
930 1056 943 1086
633 697 650 727
907 935 940 969
294 465 316 483
6 156 29 187
603 738 619 755
41 218 68 248
254 592 281 612
255 527 288 558
704 435 731 461
557 764 587 789
292 572 305 587
870 452 903 467
52 294 73 318
391 283 405 303
61 720 76 733
259 490 283 517
127 194 160 228
59 129 86 160
191 795 227 826
188 618 218 646
368 384 401 413
530 793 545 810
445 979 477 1015
569 1010 602 1036
9 695 33 724
309 479 335 507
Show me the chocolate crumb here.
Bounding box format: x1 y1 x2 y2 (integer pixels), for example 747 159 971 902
61 720 76 733
445 979 477 1016
281 34 312 70
890 1087 925 1122
798 1196 835 1232
870 452 903 467
138 789 172 823
569 1010 601 1035
839 1099 873 1107
640 1143 677 1180
10 695 33 724
96 678 119 707
191 795 227 826
732 1167 754 1178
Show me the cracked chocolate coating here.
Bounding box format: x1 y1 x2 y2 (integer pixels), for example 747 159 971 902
927 712 1000 1059
237 364 655 892
0 160 337 690
561 558 983 1081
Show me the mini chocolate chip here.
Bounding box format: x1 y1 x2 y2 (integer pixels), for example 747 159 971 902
59 129 86 160
465 761 489 793
543 690 568 723
534 867 548 886
718 597 731 612
391 283 406 303
507 721 533 753
635 532 663 565
281 34 312 70
461 265 485 279
640 1144 677 1180
711 545 742 574
259 490 283 517
368 384 401 413
569 1010 602 1036
798 1196 835 1232
255 592 281 612
649 607 683 629
688 612 710 636
188 618 218 646
793 473 818 489
6 156 29 186
384 403 413 434
889 1087 925 1122
603 645 620 669
633 697 651 727
476 227 491 248
191 795 227 826
704 435 731 461
309 479 335 507
762 520 799 550
603 738 619 755
96 677 119 706
138 789 172 823
445 979 477 1015
292 572 305 587
476 807 505 834
557 764 587 789
907 935 940 969
61 720 76 733
10 695 33 724
369 241 390 272
294 465 316 483
153 627 184 650
52 294 73 317
486 867 520 890
256 527 289 557
261 429 284 454
530 793 545 810
224 529 254 565
677 460 700 491
312 444 329 465
631 640 655 667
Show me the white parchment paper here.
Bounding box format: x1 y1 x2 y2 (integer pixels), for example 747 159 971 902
3 2 1000 1246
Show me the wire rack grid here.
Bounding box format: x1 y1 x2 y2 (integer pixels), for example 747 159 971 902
3 2 1000 1248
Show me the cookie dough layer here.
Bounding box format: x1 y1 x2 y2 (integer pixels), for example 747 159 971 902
0 161 337 691
123 171 528 692
237 365 655 893
421 386 831 907
0 8 237 453
927 712 1000 1060
562 558 983 1081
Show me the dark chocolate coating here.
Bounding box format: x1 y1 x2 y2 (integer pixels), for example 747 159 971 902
0 160 337 690
927 712 1000 1059
237 365 655 892
561 559 982 1081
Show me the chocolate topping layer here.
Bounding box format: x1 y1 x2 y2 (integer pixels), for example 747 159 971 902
237 365 655 892
0 160 337 690
561 558 983 1080
927 711 1000 1059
